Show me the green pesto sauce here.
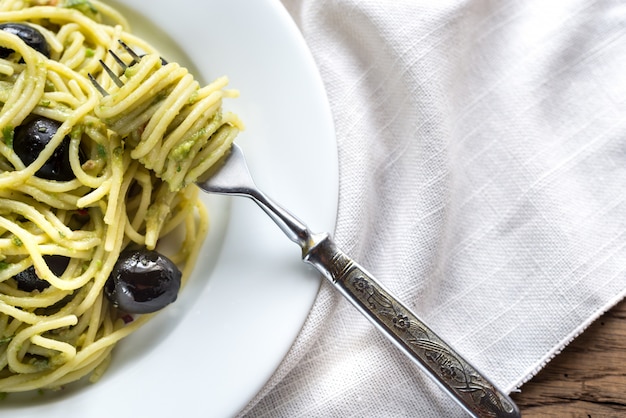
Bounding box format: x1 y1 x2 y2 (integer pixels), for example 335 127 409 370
70 124 84 139
124 65 138 78
171 128 207 161
2 125 13 147
64 0 99 20
97 143 107 159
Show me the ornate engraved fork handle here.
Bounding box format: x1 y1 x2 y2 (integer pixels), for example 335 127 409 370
194 142 519 417
303 234 521 418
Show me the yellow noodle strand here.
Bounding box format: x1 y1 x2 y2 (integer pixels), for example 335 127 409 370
0 1 239 394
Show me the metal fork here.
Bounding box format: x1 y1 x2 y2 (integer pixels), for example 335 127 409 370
93 46 521 418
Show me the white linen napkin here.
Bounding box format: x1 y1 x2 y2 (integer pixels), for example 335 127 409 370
240 0 626 416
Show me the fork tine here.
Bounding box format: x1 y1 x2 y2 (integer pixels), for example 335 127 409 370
99 59 124 88
91 41 147 96
118 39 141 65
88 73 109 96
109 49 128 71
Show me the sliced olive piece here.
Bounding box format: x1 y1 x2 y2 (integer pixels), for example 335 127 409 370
14 255 70 292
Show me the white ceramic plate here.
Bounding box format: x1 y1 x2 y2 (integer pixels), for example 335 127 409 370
2 1 337 417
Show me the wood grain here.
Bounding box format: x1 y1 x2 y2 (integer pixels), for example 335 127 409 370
512 299 626 417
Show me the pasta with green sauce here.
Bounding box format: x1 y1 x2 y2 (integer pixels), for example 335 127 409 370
0 0 242 392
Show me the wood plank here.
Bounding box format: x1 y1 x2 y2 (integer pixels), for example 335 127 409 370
512 299 626 417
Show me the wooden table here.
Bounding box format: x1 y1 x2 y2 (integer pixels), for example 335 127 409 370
511 299 626 417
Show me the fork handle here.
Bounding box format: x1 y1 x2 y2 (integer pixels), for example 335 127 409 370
303 234 520 418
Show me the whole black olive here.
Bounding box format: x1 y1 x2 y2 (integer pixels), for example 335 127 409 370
14 255 70 292
0 23 50 58
13 116 76 181
104 248 182 314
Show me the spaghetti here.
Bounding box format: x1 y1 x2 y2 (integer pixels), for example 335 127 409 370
0 0 241 392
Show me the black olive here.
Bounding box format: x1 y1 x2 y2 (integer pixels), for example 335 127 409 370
14 255 70 292
13 116 76 181
0 23 50 58
104 248 181 314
